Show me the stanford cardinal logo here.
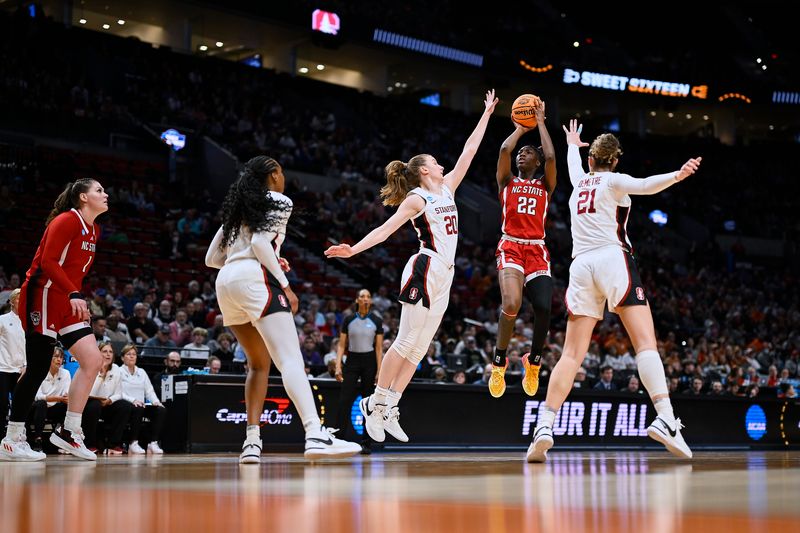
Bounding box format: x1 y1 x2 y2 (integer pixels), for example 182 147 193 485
278 295 288 308
636 287 645 301
409 288 419 301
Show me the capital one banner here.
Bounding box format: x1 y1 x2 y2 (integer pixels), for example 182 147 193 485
186 376 800 451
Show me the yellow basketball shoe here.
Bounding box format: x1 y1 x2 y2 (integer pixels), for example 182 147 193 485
522 353 541 397
488 360 508 398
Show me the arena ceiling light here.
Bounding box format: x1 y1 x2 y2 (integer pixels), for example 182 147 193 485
316 64 325 71
199 45 208 51
102 23 110 30
216 41 224 48
373 29 483 67
718 93 752 104
117 19 125 25
519 60 553 73
299 67 309 74
79 18 86 24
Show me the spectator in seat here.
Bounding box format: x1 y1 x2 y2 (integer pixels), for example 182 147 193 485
593 366 617 391
169 310 193 347
207 355 222 374
152 351 182 396
89 288 108 317
141 324 178 357
151 300 174 327
688 377 705 395
708 380 725 396
119 345 166 454
29 348 70 451
105 313 131 344
473 364 493 386
573 367 587 389
211 333 236 364
626 375 643 394
92 315 110 343
181 327 211 359
128 303 158 344
82 342 132 454
300 336 323 367
118 283 138 318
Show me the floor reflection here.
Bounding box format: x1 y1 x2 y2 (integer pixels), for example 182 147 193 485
1 452 798 533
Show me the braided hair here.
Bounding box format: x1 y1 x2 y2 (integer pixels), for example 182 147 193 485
220 156 292 249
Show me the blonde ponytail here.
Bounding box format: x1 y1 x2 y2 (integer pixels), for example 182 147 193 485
379 154 428 206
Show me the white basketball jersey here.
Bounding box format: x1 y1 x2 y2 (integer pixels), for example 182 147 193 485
224 191 293 264
408 185 458 265
568 171 633 258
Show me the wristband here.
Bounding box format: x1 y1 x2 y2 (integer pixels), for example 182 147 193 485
69 292 84 300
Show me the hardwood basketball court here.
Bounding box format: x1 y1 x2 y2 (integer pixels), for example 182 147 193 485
2 451 798 532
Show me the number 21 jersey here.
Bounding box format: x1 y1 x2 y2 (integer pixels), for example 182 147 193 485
568 166 634 258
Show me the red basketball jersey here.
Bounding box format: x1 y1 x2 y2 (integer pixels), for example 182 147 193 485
499 177 549 239
24 209 99 294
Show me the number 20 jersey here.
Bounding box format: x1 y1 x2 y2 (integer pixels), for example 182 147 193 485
409 185 458 265
499 176 549 240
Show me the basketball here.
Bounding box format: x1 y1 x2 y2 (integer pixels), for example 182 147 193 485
511 94 541 128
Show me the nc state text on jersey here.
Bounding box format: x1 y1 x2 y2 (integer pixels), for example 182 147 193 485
511 185 544 195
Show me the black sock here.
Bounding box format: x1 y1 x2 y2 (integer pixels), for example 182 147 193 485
493 348 507 367
528 353 542 366
10 333 55 422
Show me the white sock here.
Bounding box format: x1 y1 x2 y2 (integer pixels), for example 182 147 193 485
537 405 557 429
253 315 321 435
5 421 25 440
653 397 675 421
369 386 390 410
385 389 402 409
65 411 82 433
246 424 260 442
635 350 674 420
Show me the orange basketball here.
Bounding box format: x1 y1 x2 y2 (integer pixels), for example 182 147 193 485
511 94 541 128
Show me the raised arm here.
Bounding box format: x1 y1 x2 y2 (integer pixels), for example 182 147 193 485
444 89 498 192
496 123 533 189
609 157 702 196
324 194 426 259
535 101 557 195
563 119 589 186
204 226 226 269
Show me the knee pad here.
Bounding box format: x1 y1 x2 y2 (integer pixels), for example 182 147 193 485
525 276 554 311
391 338 415 361
405 346 427 366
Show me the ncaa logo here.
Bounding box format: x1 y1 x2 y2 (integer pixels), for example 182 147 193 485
409 287 419 301
30 311 41 326
636 287 645 301
278 295 288 308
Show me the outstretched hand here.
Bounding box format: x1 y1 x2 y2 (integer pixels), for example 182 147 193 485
484 89 499 114
562 119 589 147
324 244 355 259
676 157 702 181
